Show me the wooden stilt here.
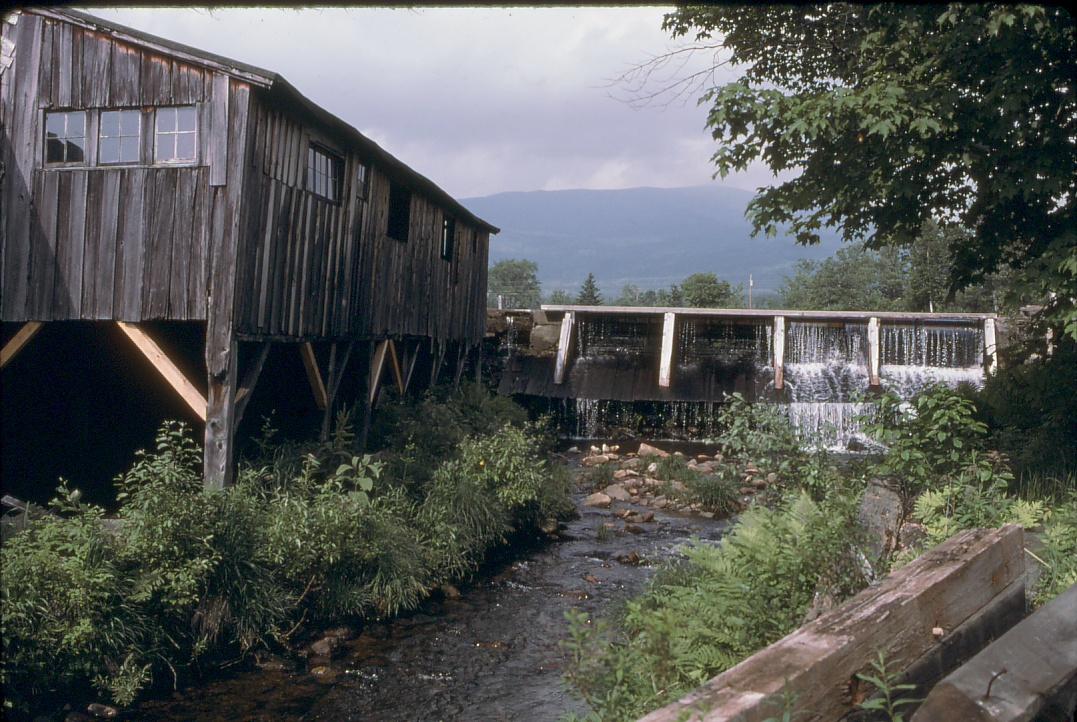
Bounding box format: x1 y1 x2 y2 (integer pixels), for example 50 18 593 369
299 342 328 410
430 339 447 387
553 311 575 385
773 316 786 390
1 321 43 369
234 341 270 428
474 341 483 384
453 343 467 388
320 341 354 440
116 322 207 421
204 338 238 490
369 339 389 405
358 341 375 450
402 340 421 393
867 317 881 387
659 312 676 388
387 339 405 395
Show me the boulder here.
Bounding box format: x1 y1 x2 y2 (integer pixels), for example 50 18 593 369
858 480 905 564
696 454 712 462
86 704 119 719
612 469 638 481
637 443 670 458
529 323 561 354
309 635 342 659
441 583 462 600
653 496 668 509
647 462 659 474
621 457 642 470
584 492 612 508
669 480 688 494
624 524 646 534
581 454 609 467
603 484 632 502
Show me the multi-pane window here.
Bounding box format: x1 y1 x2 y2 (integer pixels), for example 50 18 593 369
307 145 342 202
355 162 369 200
45 111 87 164
441 217 456 261
98 110 141 164
155 106 198 163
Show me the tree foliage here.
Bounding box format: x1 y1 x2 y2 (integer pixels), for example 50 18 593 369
488 259 542 309
576 273 603 305
663 5 1077 336
681 272 743 308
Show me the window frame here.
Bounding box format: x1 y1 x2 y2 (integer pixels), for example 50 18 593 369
386 181 412 242
306 143 344 203
97 109 143 166
441 216 456 262
43 110 89 167
153 105 199 166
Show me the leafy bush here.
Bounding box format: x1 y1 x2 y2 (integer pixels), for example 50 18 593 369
1 486 151 709
564 491 867 721
1030 496 1077 606
684 471 740 515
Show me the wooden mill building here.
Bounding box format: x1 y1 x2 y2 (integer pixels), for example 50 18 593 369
0 8 497 489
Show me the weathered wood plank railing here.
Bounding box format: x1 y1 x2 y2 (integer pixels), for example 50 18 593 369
639 526 1025 722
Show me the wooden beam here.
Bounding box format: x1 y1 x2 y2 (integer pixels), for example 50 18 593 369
1 321 43 369
983 317 998 375
369 339 389 405
642 526 1025 722
234 341 270 426
116 322 207 421
553 311 575 385
658 312 676 388
453 343 468 388
299 342 328 410
867 316 881 387
773 316 786 390
402 341 421 393
912 583 1077 722
430 339 446 387
387 339 405 395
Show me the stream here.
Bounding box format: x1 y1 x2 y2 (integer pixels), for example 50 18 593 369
132 458 730 721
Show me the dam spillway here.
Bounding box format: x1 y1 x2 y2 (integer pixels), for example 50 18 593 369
494 305 997 447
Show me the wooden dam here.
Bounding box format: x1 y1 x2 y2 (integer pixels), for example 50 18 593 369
496 305 999 443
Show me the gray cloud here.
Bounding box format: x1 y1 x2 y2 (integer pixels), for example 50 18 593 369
94 7 787 198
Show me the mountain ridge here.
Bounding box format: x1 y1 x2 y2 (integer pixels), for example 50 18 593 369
461 185 846 296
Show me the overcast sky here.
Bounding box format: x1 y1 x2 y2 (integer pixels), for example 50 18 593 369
93 6 780 199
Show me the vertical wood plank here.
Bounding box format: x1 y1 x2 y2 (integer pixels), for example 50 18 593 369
86 171 119 318
208 72 229 186
983 318 997 375
773 316 786 391
659 311 676 388
554 311 575 385
867 317 881 387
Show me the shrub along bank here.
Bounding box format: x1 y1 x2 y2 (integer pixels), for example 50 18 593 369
1 385 573 716
564 386 1077 722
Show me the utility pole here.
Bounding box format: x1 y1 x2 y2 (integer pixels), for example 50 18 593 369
748 273 753 309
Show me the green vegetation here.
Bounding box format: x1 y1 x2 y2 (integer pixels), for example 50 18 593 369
488 258 542 309
576 273 603 305
1 385 572 715
564 385 1077 721
663 4 1076 338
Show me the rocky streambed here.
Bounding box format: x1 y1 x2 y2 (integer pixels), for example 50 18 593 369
130 450 731 722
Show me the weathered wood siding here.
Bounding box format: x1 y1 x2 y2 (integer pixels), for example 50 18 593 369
0 12 244 322
235 96 490 344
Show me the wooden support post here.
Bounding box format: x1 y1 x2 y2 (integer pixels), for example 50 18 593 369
430 339 447 387
984 317 998 375
1 321 43 369
387 339 405 395
204 340 238 490
116 322 207 421
402 341 421 393
867 316 881 387
320 341 354 440
234 341 270 428
553 311 575 385
772 316 786 391
369 339 389 405
642 526 1026 722
299 342 328 410
453 343 467 388
474 341 484 384
659 312 676 388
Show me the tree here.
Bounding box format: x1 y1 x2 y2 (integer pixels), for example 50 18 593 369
680 273 743 308
546 289 573 305
488 259 541 309
577 273 602 305
614 283 643 306
661 5 1077 337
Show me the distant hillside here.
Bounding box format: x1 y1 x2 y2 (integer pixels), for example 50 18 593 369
461 185 846 297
